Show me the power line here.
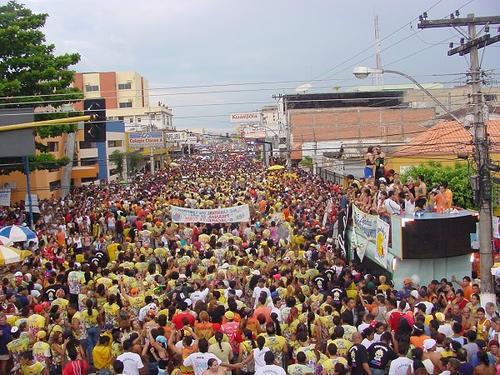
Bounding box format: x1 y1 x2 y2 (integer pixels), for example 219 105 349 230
0 93 477 118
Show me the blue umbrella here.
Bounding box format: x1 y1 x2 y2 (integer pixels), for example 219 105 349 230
0 225 37 245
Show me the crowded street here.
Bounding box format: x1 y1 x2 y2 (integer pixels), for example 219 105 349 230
0 151 496 375
0 1 499 374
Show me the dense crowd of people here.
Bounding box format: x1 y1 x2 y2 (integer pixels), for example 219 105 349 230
0 152 497 375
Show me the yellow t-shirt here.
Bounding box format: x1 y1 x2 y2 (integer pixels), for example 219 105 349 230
27 314 45 329
51 298 69 309
32 341 50 364
7 335 29 354
107 243 120 261
93 344 112 370
103 303 120 325
320 357 348 374
263 334 287 362
80 309 99 328
327 338 352 357
287 364 314 375
21 362 45 375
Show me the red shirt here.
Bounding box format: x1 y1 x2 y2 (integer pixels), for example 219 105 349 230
171 311 195 329
63 360 88 375
388 310 403 332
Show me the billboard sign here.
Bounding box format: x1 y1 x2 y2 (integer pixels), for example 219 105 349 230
128 132 164 148
0 108 35 157
230 112 261 123
164 132 188 143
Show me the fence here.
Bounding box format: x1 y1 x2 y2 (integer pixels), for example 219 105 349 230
317 166 343 185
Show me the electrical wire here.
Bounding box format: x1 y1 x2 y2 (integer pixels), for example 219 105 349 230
307 0 447 81
0 93 474 118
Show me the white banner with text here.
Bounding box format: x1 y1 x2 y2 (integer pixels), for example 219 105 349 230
171 204 250 223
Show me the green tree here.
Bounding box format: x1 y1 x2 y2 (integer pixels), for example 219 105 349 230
0 1 82 175
126 151 144 175
109 150 124 178
400 161 474 209
299 156 313 169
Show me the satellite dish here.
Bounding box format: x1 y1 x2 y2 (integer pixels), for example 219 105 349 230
295 83 312 94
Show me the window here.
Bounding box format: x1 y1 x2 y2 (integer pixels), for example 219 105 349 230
109 168 119 176
47 142 59 152
108 140 123 148
81 177 97 183
118 82 132 90
129 118 133 123
119 102 132 108
49 180 61 191
85 84 99 92
80 158 96 166
79 141 96 149
118 116 124 120
137 117 141 123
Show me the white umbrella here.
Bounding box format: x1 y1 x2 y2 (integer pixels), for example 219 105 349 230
0 225 37 245
0 245 30 265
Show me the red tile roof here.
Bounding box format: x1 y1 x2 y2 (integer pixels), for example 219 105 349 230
392 120 500 157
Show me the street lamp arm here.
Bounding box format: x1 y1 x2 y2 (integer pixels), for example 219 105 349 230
382 69 463 125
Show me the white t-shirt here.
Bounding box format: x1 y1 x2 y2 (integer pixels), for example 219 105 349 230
252 286 271 307
384 199 401 215
67 270 84 295
255 364 286 375
357 322 370 332
117 351 144 375
438 324 453 337
183 352 221 375
388 357 413 375
253 347 271 369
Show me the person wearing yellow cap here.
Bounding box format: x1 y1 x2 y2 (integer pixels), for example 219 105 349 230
221 311 240 355
32 330 51 368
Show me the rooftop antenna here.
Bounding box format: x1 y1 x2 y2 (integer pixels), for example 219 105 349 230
374 15 383 86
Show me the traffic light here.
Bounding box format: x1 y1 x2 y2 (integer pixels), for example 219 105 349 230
84 98 106 142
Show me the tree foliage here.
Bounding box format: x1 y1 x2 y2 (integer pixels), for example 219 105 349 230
126 151 144 176
0 154 69 175
400 161 474 209
0 1 82 174
110 150 124 179
299 156 313 168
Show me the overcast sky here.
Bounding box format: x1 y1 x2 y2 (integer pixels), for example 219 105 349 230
23 0 500 132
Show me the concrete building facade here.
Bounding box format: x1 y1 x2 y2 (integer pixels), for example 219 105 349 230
73 71 174 131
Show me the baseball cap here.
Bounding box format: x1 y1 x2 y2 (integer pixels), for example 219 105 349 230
435 312 445 322
423 338 437 351
36 330 47 340
14 271 22 277
410 290 419 299
156 335 167 344
225 311 235 320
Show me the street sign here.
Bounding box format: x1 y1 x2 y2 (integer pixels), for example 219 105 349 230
24 194 40 213
128 132 165 148
0 189 11 207
84 98 106 142
164 132 188 143
230 112 261 123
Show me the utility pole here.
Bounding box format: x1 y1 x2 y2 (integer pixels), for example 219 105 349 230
419 13 500 304
273 94 292 169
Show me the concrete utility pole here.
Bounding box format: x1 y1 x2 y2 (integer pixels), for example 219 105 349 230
273 94 292 169
419 13 500 304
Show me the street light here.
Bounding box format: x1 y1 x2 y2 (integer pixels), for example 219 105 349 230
353 66 463 125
